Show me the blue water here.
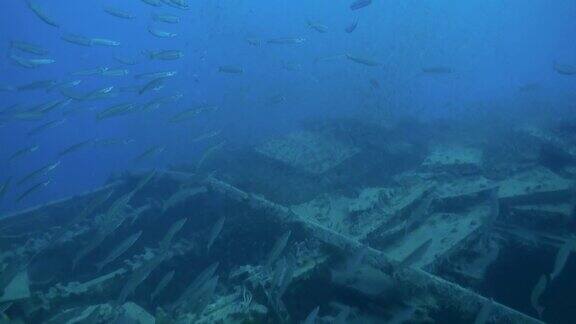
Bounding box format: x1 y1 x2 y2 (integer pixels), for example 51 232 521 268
1 0 575 211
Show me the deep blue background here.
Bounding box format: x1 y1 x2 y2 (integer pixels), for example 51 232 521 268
1 0 575 212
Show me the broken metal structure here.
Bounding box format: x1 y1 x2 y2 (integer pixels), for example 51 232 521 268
0 118 574 323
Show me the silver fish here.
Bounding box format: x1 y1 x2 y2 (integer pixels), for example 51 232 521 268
96 103 137 120
163 187 206 212
134 70 177 79
173 262 219 311
61 33 93 47
117 252 170 304
218 65 243 74
151 270 175 301
10 54 55 68
144 49 183 60
8 144 39 162
17 80 56 91
266 230 291 268
530 275 547 318
554 62 576 75
114 55 138 65
350 0 372 11
422 66 455 74
11 41 48 55
0 178 11 201
103 6 135 19
206 217 225 252
58 140 93 157
153 13 180 24
28 1 59 27
267 37 306 45
101 68 129 77
96 231 142 273
346 54 379 66
303 306 319 324
550 238 575 281
148 26 177 38
139 77 167 95
91 38 121 47
307 21 328 33
141 0 162 7
17 161 60 186
27 119 66 136
16 180 50 202
160 218 187 249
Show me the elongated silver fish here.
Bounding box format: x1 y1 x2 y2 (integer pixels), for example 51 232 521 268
345 18 359 33
101 69 129 77
10 54 55 68
61 33 93 47
554 62 576 75
530 275 547 318
153 13 180 24
168 105 217 123
91 38 121 47
133 145 166 163
163 187 206 212
11 41 48 55
550 238 575 281
173 262 219 311
350 0 372 11
16 180 50 202
141 0 162 7
114 55 138 65
303 306 319 324
117 252 170 304
134 70 177 79
0 178 11 201
197 141 225 170
148 26 177 38
422 66 455 74
307 21 328 33
71 67 109 76
140 77 167 95
36 98 72 114
346 54 379 66
96 103 137 120
28 1 59 27
17 80 56 91
266 230 291 268
17 161 60 186
206 217 225 252
27 119 66 136
160 218 188 249
144 49 183 60
58 140 93 157
103 6 135 19
151 270 175 301
96 231 142 273
218 65 243 74
267 37 306 45
8 144 39 162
